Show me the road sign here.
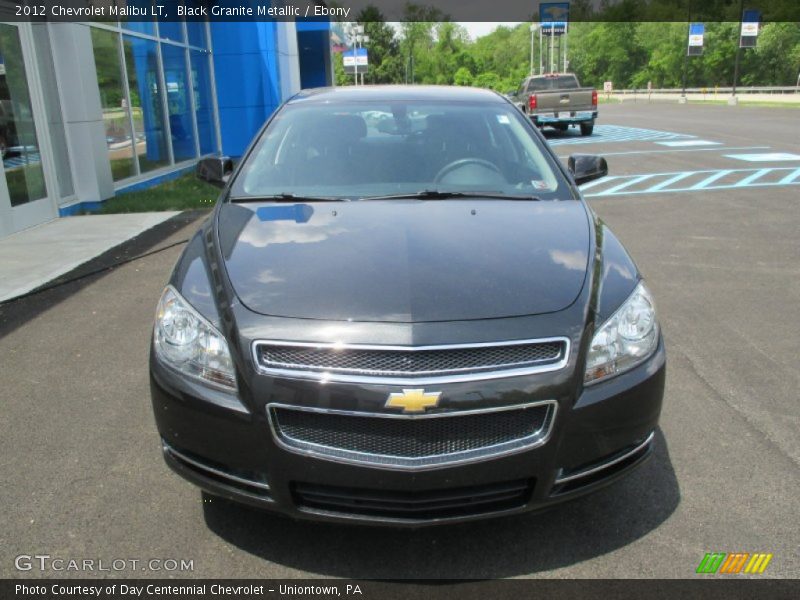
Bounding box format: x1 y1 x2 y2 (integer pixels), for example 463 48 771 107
603 81 613 92
343 47 368 74
741 10 760 36
540 2 569 36
688 23 704 46
740 10 760 48
688 22 704 56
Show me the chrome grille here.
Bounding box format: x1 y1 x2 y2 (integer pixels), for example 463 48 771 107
268 401 556 468
253 338 569 384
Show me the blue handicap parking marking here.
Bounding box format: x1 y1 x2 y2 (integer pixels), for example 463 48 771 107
580 166 800 197
547 124 695 146
724 152 800 162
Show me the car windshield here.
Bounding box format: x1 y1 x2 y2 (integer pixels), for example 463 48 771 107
231 100 568 200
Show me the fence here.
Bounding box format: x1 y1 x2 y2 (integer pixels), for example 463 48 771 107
605 86 799 103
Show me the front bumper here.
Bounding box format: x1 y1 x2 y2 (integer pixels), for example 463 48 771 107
150 337 665 527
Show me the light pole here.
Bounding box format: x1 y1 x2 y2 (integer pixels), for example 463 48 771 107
530 24 540 75
354 25 364 86
343 23 365 86
360 34 370 85
732 0 744 100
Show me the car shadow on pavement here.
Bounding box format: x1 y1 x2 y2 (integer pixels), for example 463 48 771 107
542 128 592 141
202 428 679 578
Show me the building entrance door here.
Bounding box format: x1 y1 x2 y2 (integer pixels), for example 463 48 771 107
0 22 56 238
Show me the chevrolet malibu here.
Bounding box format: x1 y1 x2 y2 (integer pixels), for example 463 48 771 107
150 86 665 526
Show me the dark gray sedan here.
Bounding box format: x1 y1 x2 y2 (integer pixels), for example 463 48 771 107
149 86 665 526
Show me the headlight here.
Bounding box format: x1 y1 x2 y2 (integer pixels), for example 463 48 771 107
584 281 658 384
153 286 237 391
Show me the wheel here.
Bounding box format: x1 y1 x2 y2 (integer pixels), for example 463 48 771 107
554 123 569 132
580 122 594 136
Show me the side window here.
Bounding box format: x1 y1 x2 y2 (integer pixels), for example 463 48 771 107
517 81 527 96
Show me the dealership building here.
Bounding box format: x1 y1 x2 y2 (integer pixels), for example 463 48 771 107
0 8 332 239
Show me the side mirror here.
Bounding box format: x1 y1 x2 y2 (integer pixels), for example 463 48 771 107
568 154 608 186
196 156 233 187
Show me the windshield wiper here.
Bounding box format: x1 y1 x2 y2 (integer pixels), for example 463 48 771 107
230 193 346 203
358 190 541 201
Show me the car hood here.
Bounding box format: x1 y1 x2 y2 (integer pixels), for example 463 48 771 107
217 200 590 323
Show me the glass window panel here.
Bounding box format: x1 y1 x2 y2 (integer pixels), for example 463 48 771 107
123 35 171 172
190 50 215 155
161 44 196 161
186 20 207 49
158 8 185 43
0 24 48 206
120 0 156 36
91 28 135 181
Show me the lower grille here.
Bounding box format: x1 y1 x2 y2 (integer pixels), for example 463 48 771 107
293 479 534 521
162 441 272 498
269 401 556 469
550 432 654 495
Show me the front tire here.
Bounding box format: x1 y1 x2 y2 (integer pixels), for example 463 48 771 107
580 122 594 136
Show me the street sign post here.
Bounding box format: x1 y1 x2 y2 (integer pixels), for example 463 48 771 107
539 2 569 35
733 7 760 102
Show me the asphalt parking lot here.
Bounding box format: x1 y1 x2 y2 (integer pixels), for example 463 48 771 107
1 103 798 579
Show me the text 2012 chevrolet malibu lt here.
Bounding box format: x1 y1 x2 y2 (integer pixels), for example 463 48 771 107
150 86 665 526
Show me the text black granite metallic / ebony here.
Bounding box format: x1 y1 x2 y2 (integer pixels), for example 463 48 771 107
149 86 665 526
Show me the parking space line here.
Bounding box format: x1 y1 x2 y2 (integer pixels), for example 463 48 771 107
778 167 800 184
595 174 655 195
656 140 721 147
566 145 770 158
735 168 771 187
577 175 619 191
581 167 800 198
689 170 734 190
647 172 694 192
725 152 800 162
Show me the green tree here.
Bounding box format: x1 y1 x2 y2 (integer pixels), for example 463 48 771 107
750 22 800 85
453 66 474 86
356 6 404 84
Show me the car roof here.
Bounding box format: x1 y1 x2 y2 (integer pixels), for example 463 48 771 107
287 85 506 105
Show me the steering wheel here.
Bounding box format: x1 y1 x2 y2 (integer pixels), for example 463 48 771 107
433 158 503 184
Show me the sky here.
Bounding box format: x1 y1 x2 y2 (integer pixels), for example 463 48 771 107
387 22 524 41
458 22 524 40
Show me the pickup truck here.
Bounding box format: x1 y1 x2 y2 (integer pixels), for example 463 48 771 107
510 73 598 136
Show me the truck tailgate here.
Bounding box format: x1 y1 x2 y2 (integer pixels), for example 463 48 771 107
534 89 594 112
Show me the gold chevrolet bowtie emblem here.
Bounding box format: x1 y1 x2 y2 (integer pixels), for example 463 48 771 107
385 389 442 413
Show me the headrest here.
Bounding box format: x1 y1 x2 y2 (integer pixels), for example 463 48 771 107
308 114 367 143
